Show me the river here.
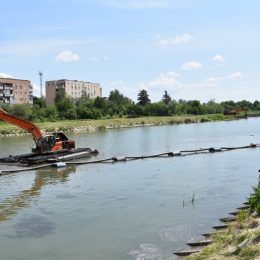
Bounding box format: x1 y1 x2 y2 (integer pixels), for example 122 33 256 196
0 118 259 260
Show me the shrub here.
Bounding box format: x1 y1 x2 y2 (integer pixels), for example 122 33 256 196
248 176 260 216
200 117 210 123
236 210 249 224
184 118 192 124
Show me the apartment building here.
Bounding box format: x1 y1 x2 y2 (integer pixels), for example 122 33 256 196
0 78 33 105
45 79 102 106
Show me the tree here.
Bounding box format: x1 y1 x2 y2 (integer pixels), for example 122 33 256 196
94 96 106 109
9 104 32 120
137 89 151 106
54 91 75 118
33 96 46 108
187 100 202 115
108 89 132 106
150 102 170 116
162 90 171 104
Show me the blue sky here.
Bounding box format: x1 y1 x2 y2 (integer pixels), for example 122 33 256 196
1 0 260 102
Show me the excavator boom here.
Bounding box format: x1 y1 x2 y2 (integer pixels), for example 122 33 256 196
0 108 75 154
0 108 42 141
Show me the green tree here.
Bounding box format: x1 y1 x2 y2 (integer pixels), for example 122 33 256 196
94 96 106 109
33 96 46 108
162 90 171 104
150 102 170 116
253 100 260 111
44 105 58 120
137 89 151 106
108 89 132 106
9 104 32 120
54 91 75 118
186 100 202 115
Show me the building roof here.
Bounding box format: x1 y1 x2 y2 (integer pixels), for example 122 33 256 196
0 77 30 82
46 79 100 85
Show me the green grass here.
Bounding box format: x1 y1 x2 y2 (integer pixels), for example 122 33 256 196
238 245 260 260
0 114 234 134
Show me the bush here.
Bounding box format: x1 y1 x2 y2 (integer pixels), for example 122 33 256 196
200 117 210 123
236 210 249 224
248 176 260 216
184 118 192 124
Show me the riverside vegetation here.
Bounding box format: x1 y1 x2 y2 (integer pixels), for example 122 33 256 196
0 89 260 135
186 176 260 260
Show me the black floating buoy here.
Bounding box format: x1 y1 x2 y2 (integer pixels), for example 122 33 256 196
187 240 212 247
212 224 228 230
173 249 201 256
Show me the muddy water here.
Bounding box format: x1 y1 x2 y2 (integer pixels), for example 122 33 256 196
0 118 259 260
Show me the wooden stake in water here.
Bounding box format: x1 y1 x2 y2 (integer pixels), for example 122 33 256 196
191 192 195 205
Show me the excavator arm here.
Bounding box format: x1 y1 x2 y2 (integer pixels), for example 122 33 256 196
0 108 42 142
0 108 75 154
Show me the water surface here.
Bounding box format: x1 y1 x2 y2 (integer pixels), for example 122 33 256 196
0 118 259 260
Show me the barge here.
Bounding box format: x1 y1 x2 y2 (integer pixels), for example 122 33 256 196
0 148 98 166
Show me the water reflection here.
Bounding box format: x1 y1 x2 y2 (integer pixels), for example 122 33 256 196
0 166 76 222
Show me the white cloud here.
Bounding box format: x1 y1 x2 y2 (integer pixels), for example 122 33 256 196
149 71 179 87
158 33 193 46
113 69 252 102
0 72 13 78
105 80 136 100
212 54 226 63
227 72 242 79
55 50 80 62
181 61 202 70
32 83 42 97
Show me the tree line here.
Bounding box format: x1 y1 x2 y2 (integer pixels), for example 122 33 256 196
2 89 260 121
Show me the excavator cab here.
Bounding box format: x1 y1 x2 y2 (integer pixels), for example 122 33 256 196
33 132 75 154
52 132 75 150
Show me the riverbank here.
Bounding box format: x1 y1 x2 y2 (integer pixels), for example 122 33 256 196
185 216 260 260
0 113 243 137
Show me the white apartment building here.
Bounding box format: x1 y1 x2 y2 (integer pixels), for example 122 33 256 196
45 79 102 106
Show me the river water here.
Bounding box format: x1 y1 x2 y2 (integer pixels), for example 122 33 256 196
0 118 259 260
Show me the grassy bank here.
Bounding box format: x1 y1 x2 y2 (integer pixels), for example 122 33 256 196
0 114 236 136
185 178 260 260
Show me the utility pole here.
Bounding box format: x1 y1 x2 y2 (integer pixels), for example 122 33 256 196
39 71 43 97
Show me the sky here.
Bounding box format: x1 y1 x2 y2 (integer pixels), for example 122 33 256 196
1 0 260 102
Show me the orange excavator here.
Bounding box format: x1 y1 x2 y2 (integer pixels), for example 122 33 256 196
0 108 75 154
